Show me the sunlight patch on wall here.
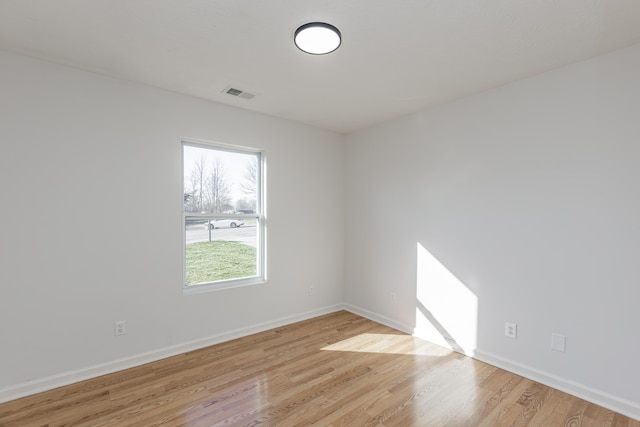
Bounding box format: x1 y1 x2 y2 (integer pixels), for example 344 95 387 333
415 243 478 355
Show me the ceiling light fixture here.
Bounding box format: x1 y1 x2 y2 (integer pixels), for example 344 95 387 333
294 22 341 55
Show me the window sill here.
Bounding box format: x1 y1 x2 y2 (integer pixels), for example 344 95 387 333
183 277 267 295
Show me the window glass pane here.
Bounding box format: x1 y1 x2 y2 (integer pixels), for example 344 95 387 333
185 218 258 285
183 145 258 214
182 142 263 288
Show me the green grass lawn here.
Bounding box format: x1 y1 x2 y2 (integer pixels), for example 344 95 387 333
186 240 256 284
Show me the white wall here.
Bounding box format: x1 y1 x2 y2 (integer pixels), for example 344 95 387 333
0 51 345 394
345 43 640 414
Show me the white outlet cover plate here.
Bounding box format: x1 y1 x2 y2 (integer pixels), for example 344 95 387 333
552 333 566 352
505 322 517 339
114 321 126 336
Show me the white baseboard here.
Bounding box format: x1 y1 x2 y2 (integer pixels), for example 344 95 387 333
342 303 414 334
0 304 344 404
342 303 640 422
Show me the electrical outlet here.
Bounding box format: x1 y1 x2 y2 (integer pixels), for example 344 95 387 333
308 286 314 296
114 320 126 336
390 292 397 303
505 322 517 339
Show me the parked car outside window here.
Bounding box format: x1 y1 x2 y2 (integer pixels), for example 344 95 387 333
204 219 245 230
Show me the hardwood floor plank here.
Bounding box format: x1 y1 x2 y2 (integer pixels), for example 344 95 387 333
563 398 590 426
469 374 526 426
1 311 638 426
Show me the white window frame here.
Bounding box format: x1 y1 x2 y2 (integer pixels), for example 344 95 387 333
182 139 266 294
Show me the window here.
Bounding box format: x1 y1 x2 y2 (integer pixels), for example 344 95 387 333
182 140 265 292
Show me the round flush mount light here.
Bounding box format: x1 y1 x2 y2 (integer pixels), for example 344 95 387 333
294 22 341 55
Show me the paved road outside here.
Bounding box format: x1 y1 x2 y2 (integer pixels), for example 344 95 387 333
186 225 256 248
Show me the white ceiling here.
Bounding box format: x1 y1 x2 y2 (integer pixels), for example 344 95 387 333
2 1 640 134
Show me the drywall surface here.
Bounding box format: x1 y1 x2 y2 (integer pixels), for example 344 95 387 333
345 43 640 409
0 51 345 391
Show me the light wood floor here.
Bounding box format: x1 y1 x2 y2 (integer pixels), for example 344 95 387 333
1 311 638 426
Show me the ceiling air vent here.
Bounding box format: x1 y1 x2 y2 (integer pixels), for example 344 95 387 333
223 86 256 100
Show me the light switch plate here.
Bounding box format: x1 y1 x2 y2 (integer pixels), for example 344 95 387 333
552 333 566 352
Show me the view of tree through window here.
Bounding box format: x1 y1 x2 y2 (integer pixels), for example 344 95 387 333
183 142 264 289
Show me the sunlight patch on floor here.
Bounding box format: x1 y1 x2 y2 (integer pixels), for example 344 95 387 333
321 333 450 356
